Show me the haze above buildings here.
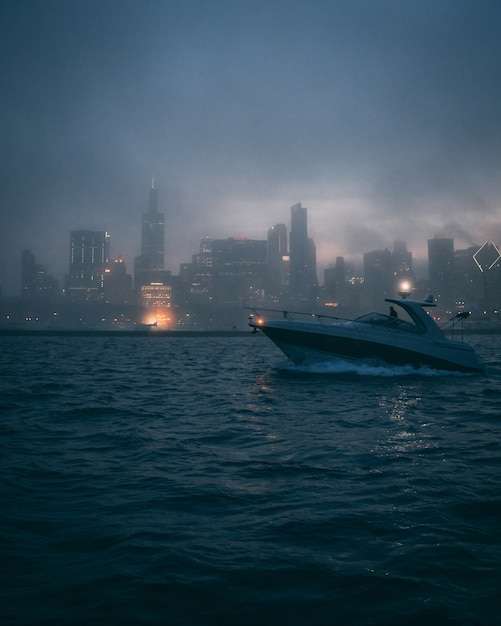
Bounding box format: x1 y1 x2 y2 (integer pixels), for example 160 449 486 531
2 0 501 296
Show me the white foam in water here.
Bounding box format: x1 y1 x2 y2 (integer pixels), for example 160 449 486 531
278 358 470 377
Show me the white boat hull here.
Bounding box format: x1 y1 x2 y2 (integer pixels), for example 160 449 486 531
255 320 484 373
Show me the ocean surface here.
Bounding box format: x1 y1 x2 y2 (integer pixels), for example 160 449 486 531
1 332 500 625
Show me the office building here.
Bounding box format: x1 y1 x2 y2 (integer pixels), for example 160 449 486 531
133 180 174 318
266 224 288 301
67 230 110 301
134 179 167 289
103 258 134 305
363 248 393 308
212 237 267 305
391 241 413 291
323 256 346 303
428 237 454 307
187 237 214 305
289 203 317 302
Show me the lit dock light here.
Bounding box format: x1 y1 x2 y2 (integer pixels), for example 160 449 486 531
398 280 412 298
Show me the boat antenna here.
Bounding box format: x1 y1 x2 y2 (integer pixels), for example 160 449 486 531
441 310 470 341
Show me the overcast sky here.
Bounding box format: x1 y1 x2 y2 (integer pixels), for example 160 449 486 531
1 0 501 295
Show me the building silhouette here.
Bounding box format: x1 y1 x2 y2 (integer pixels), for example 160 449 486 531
391 241 413 292
134 179 167 288
428 237 454 308
175 238 215 328
323 256 346 304
103 258 134 305
21 250 59 300
183 237 214 305
211 237 267 306
363 248 393 308
266 224 288 302
289 203 317 302
133 181 174 322
67 230 110 302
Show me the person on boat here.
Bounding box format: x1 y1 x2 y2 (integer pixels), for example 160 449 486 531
389 306 398 318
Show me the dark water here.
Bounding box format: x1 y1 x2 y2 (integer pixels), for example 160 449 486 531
1 333 500 625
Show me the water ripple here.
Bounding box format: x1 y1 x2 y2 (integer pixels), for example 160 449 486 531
1 335 500 625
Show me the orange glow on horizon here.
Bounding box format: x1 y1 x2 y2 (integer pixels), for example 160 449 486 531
142 307 176 329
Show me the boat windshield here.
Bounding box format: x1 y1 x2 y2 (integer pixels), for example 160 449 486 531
354 312 424 333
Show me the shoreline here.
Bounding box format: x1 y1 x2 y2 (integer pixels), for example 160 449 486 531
0 327 500 337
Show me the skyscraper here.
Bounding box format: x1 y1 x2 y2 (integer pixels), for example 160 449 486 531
391 241 413 292
187 238 214 304
67 230 110 301
134 181 174 323
266 223 288 301
323 256 346 302
103 258 134 305
428 237 454 307
289 203 316 302
211 237 267 305
134 179 166 289
363 248 393 308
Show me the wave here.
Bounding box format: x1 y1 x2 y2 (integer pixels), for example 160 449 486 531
276 358 472 378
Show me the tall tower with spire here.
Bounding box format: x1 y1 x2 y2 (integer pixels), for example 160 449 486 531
134 179 166 289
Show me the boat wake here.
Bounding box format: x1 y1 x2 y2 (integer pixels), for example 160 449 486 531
276 358 472 378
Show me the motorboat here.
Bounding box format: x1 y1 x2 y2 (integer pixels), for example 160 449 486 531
248 295 484 373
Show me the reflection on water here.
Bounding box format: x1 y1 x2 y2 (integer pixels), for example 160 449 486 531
377 386 439 454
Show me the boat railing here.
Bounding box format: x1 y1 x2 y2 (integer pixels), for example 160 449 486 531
246 306 352 326
247 305 431 336
247 306 420 329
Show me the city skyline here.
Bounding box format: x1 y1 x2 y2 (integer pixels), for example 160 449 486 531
2 1 501 296
9 190 501 331
7 189 501 299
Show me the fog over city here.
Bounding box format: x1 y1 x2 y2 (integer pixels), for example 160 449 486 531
2 0 501 296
